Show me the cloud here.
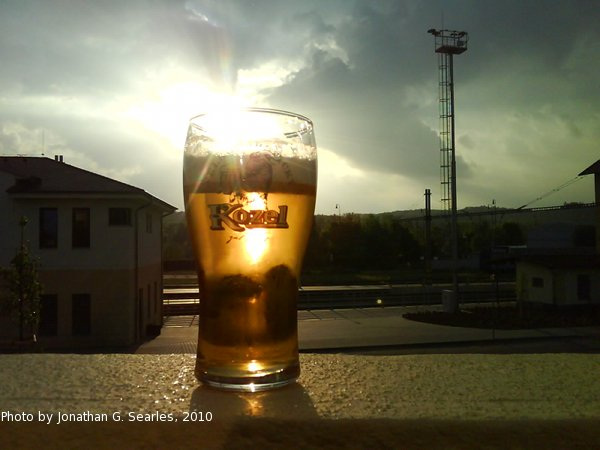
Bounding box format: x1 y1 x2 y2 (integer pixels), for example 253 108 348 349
263 4 475 185
0 0 598 213
316 147 428 214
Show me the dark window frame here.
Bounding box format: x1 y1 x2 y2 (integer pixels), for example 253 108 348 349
531 277 544 288
39 207 58 249
108 208 132 226
577 274 591 301
72 293 91 336
72 208 91 248
39 294 58 336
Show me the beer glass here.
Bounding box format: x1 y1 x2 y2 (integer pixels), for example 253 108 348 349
183 108 317 391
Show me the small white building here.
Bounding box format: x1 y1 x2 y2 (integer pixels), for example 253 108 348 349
0 156 176 348
516 159 600 307
516 254 600 306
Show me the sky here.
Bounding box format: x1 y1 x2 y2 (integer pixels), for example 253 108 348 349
0 0 598 214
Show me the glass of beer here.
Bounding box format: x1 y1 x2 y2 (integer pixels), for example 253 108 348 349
183 108 317 391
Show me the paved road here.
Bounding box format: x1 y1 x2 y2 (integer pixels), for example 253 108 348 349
135 306 600 355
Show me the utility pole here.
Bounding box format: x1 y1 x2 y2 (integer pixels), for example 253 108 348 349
424 188 432 285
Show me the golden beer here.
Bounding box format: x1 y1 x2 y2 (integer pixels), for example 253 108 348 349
183 109 317 391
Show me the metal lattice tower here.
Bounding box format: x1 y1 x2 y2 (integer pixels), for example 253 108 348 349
439 51 453 211
428 28 468 311
428 29 468 212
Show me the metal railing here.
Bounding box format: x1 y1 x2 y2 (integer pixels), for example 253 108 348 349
162 282 516 315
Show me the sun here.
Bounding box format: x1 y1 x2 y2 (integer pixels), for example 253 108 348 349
244 193 269 264
123 82 250 149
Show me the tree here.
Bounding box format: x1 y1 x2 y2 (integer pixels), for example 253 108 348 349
389 219 421 265
496 222 525 246
362 215 395 269
325 215 365 268
0 217 42 341
303 219 328 269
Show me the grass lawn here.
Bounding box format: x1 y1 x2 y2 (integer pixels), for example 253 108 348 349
404 304 600 329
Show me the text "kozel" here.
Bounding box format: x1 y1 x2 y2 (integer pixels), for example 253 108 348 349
208 203 288 231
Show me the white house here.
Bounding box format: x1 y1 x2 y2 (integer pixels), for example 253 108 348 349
516 254 600 306
0 156 176 348
515 160 600 306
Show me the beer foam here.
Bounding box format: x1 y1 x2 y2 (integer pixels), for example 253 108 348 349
184 153 317 195
185 133 317 160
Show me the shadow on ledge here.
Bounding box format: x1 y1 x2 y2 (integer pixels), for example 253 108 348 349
4 418 600 448
190 382 319 421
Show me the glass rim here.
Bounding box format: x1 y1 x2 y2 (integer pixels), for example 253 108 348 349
189 107 313 126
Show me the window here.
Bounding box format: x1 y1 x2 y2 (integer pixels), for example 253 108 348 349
109 208 132 226
531 277 544 288
72 208 90 248
72 294 91 336
577 274 591 301
39 294 58 336
39 208 58 248
146 212 153 233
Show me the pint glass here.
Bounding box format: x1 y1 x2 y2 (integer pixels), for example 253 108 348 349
183 108 317 391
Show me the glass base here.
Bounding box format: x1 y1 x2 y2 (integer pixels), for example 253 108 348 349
196 363 300 392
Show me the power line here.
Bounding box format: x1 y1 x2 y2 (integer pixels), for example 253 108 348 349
517 175 584 210
395 202 595 222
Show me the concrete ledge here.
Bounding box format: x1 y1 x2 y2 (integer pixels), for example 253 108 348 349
1 353 600 447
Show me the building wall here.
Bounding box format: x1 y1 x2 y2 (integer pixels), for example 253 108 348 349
3 197 137 269
134 204 166 337
0 172 19 262
136 262 163 337
38 269 134 347
516 262 554 304
0 271 19 339
517 262 600 305
595 175 600 254
0 194 170 347
527 223 577 249
136 205 163 266
561 270 600 305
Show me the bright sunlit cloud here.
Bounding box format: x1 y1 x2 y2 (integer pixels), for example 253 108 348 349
123 82 250 149
121 58 298 151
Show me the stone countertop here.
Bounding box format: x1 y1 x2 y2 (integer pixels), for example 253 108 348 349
2 353 600 448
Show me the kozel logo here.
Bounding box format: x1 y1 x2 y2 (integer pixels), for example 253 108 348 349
208 203 289 232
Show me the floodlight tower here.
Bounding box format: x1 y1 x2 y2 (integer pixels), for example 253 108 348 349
428 28 468 311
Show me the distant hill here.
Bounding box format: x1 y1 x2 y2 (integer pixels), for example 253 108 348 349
164 210 185 225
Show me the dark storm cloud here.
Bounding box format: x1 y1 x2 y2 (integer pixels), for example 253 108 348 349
264 0 598 207
264 1 449 181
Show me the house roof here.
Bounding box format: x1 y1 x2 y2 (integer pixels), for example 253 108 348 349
517 254 600 270
0 156 176 212
579 160 600 176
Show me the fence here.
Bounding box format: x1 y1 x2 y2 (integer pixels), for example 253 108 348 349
162 282 515 315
